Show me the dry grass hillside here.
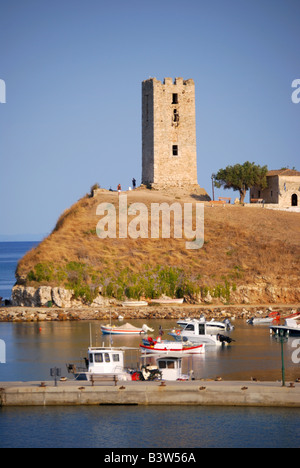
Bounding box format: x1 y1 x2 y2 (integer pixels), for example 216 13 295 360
16 188 300 304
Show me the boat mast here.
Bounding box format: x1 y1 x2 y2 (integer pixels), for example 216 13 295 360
89 323 93 347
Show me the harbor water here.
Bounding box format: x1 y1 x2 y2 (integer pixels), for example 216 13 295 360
0 405 299 448
0 241 299 448
0 319 299 383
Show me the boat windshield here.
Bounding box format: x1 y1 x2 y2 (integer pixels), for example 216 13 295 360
158 360 176 369
95 353 105 363
89 352 121 364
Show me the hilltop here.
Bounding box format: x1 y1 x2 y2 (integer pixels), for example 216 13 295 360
13 187 300 306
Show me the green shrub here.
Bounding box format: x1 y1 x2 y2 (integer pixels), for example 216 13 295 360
27 263 54 283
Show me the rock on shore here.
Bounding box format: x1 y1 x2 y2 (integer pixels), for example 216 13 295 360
0 284 297 323
11 285 111 308
10 283 300 310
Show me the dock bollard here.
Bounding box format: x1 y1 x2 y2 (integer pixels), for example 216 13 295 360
50 367 61 387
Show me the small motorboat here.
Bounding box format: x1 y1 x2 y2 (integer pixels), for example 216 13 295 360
140 337 205 355
121 301 148 307
270 315 300 337
140 354 192 381
150 298 184 305
101 323 154 335
177 316 234 333
247 311 280 325
156 355 190 381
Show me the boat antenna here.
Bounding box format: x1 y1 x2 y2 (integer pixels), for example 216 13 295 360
89 323 93 347
109 310 113 348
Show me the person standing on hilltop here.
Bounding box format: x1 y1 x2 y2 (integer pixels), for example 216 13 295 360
132 178 136 189
117 184 122 193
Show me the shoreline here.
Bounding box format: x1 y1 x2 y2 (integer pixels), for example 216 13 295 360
0 303 299 323
1 380 299 408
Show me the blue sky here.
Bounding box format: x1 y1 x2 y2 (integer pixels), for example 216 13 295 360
0 0 299 239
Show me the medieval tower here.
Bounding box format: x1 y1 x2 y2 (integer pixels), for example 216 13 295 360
142 77 199 189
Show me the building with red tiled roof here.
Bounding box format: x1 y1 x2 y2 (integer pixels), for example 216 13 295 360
250 169 300 208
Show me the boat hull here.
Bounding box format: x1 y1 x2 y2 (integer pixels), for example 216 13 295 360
150 299 184 305
270 326 300 337
169 332 223 346
248 318 274 325
101 326 145 335
122 301 148 307
140 343 205 354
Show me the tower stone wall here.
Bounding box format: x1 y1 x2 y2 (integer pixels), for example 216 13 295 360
142 77 198 189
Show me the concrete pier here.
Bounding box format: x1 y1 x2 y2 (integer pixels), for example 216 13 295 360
1 380 300 408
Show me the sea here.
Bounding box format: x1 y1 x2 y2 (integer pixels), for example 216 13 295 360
0 241 39 301
0 241 299 449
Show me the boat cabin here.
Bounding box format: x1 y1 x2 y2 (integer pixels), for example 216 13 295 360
183 320 206 336
87 347 125 375
156 357 185 381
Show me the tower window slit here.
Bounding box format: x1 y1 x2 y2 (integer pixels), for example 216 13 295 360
172 93 178 104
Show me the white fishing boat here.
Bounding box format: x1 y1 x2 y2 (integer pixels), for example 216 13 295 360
101 323 154 335
177 317 235 333
169 319 234 346
140 337 205 355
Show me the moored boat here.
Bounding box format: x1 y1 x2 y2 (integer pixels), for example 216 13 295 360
140 337 205 355
177 317 235 333
270 315 300 337
140 353 193 381
156 355 190 381
169 319 234 346
67 346 135 381
247 311 280 325
122 301 148 307
67 346 164 383
101 323 154 335
150 298 184 305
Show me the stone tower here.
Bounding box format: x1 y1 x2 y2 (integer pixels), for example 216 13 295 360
142 77 198 189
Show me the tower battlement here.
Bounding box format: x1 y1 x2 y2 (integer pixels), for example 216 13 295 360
142 77 198 189
144 77 194 87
